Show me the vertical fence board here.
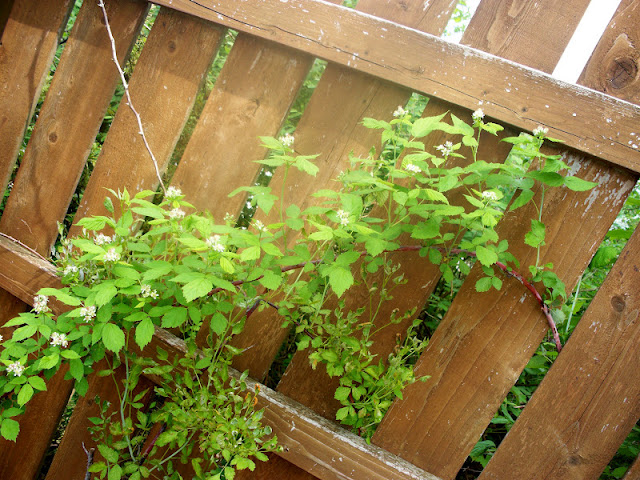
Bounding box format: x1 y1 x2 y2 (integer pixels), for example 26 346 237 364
577 0 640 105
0 0 74 192
235 1 459 478
371 2 640 478
46 8 225 479
0 2 148 479
477 225 640 479
72 7 224 223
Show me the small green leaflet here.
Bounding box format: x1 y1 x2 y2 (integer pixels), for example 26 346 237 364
524 219 546 248
563 176 598 191
161 308 188 329
102 324 125 353
1 418 20 442
37 288 81 306
210 313 227 336
259 270 282 290
328 266 353 297
475 245 498 267
135 317 155 349
28 376 47 391
182 277 213 303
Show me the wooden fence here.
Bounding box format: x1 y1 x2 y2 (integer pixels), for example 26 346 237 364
1 0 640 478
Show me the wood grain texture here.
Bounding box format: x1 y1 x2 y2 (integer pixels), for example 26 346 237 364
72 6 224 224
0 0 148 252
0 236 442 480
0 0 74 191
477 218 640 476
578 0 640 105
152 0 640 173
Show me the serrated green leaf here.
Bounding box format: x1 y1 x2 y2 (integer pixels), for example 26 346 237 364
135 317 155 349
161 308 188 329
563 175 598 192
328 267 353 297
475 245 498 267
210 313 227 336
28 376 47 391
17 384 34 406
1 418 20 442
182 278 213 303
102 324 125 353
259 270 282 290
39 354 59 370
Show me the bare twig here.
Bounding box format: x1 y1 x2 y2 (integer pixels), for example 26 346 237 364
82 442 95 480
96 0 166 194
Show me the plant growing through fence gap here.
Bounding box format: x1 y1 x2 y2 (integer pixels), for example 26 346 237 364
0 103 597 478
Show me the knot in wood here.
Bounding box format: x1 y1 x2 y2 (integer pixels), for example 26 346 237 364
611 294 626 312
607 56 637 89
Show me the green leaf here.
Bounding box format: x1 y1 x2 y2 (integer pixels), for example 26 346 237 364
240 245 261 262
132 205 165 219
73 239 106 255
142 261 173 281
294 155 319 176
335 406 350 421
39 354 60 370
563 176 598 192
328 267 353 297
182 278 213 303
527 170 564 187
69 358 84 382
28 376 47 391
94 283 118 307
210 313 227 336
412 219 440 240
37 288 81 306
475 246 498 267
259 270 282 290
104 196 114 213
98 444 119 463
334 386 351 401
1 418 19 442
17 384 34 406
135 317 155 349
161 308 188 329
524 219 546 248
364 236 386 257
220 256 235 274
411 112 447 137
475 277 492 292
102 324 125 353
509 189 535 211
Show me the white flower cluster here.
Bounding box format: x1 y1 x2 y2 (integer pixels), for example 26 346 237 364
94 233 112 246
80 305 96 323
435 141 454 157
472 108 485 122
33 295 49 314
405 163 421 174
141 284 159 299
206 235 225 253
103 248 120 263
279 133 295 147
0 334 3 342
336 209 350 227
63 265 79 276
253 219 267 233
7 362 25 377
533 126 549 136
393 105 407 117
482 191 499 201
165 186 183 200
224 212 235 223
50 332 68 348
168 208 185 220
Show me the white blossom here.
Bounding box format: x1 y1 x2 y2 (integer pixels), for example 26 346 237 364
33 295 49 314
435 141 454 157
482 191 499 201
140 284 159 299
336 209 350 227
393 105 407 117
7 362 25 377
206 235 225 253
63 265 79 276
80 305 97 323
279 133 295 147
103 248 121 262
533 126 549 136
50 332 68 348
224 212 235 223
405 163 421 174
0 334 3 342
94 233 112 246
165 186 183 200
472 108 485 121
253 220 268 233
168 208 185 220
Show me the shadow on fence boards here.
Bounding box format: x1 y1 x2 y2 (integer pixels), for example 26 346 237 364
0 0 639 479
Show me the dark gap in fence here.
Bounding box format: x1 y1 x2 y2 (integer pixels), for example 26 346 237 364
604 419 640 479
0 0 15 40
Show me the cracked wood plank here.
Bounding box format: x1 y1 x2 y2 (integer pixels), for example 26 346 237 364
0 234 441 480
151 0 640 173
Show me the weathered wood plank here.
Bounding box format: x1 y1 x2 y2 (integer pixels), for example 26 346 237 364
0 0 74 191
370 1 640 477
577 0 640 105
0 2 148 478
0 0 15 38
477 223 640 477
0 234 441 480
72 7 224 223
151 0 640 173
